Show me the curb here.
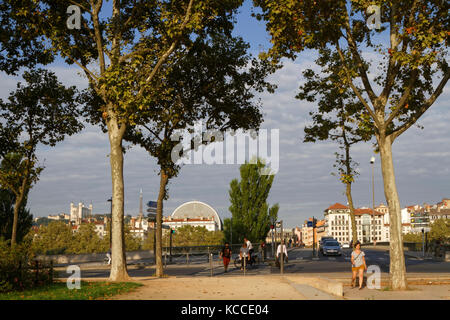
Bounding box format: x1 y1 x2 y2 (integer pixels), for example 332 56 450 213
284 275 343 297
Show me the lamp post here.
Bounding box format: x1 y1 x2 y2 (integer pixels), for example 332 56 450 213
370 156 375 245
107 197 112 247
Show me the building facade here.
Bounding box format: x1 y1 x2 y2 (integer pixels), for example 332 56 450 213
70 202 93 224
162 201 222 232
323 203 388 244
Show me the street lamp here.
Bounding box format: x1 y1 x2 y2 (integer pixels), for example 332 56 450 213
370 156 375 245
107 198 112 247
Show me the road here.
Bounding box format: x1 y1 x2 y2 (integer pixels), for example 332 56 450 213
56 247 450 279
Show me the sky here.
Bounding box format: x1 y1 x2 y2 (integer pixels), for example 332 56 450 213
1 1 449 229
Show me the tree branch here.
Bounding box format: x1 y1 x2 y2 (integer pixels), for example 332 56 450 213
390 69 449 141
343 11 377 105
91 0 106 74
136 0 195 99
335 43 381 129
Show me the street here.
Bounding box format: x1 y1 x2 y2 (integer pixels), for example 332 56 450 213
56 247 450 279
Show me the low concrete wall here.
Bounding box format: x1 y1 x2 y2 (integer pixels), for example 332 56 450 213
285 275 343 297
36 250 154 265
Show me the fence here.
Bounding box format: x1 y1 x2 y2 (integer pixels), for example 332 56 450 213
161 244 271 264
30 260 54 286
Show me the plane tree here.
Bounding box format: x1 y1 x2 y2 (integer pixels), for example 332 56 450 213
0 69 82 247
84 30 275 276
253 0 449 289
300 48 372 244
4 0 253 280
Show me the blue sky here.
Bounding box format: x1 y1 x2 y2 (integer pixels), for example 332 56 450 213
1 0 449 229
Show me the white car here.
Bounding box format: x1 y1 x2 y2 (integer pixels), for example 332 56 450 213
342 243 350 249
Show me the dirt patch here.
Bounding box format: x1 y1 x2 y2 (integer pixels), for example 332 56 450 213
110 275 308 300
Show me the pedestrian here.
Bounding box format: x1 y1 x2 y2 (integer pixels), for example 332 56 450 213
219 242 232 273
243 237 253 259
276 240 288 267
351 241 367 290
239 242 250 270
106 247 112 265
260 241 266 261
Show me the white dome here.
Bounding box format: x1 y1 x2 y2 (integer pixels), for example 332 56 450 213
171 201 222 229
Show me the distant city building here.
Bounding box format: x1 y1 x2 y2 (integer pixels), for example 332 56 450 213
162 201 222 232
47 213 70 221
297 218 325 247
323 203 388 244
70 202 93 224
266 228 295 244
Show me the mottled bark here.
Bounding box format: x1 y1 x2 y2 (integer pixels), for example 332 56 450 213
108 119 130 282
155 169 169 277
346 183 358 243
378 133 407 290
10 171 28 247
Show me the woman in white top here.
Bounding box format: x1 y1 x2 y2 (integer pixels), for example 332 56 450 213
351 241 367 289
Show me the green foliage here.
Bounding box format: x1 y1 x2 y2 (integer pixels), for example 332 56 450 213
300 48 372 183
164 225 224 247
403 233 422 243
0 69 83 245
124 225 143 252
429 219 450 241
403 219 450 243
71 224 106 254
225 159 279 244
121 30 273 182
0 189 32 243
28 221 144 254
28 221 73 255
0 1 54 74
254 0 449 141
0 239 53 293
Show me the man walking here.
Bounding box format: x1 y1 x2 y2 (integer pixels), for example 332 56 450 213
276 240 288 267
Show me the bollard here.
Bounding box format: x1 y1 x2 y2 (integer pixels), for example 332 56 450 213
210 253 213 277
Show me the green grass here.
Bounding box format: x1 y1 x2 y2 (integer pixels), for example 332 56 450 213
0 281 143 300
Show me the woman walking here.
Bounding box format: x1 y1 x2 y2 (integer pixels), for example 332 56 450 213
351 241 367 289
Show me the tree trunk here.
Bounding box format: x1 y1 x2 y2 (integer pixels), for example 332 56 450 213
10 175 27 247
155 168 169 277
108 124 130 282
378 134 407 290
345 183 358 244
343 140 357 244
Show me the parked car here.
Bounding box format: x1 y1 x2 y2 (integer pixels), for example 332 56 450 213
321 240 342 256
342 242 350 249
319 237 336 254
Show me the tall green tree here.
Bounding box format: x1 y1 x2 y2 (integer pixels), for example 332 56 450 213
5 0 252 281
0 69 82 247
300 48 372 243
117 30 273 276
225 159 279 244
254 0 449 290
0 188 33 243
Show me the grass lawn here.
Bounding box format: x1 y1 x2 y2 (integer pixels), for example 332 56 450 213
0 281 143 300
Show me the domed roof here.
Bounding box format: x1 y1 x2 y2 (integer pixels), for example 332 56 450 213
171 201 222 229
